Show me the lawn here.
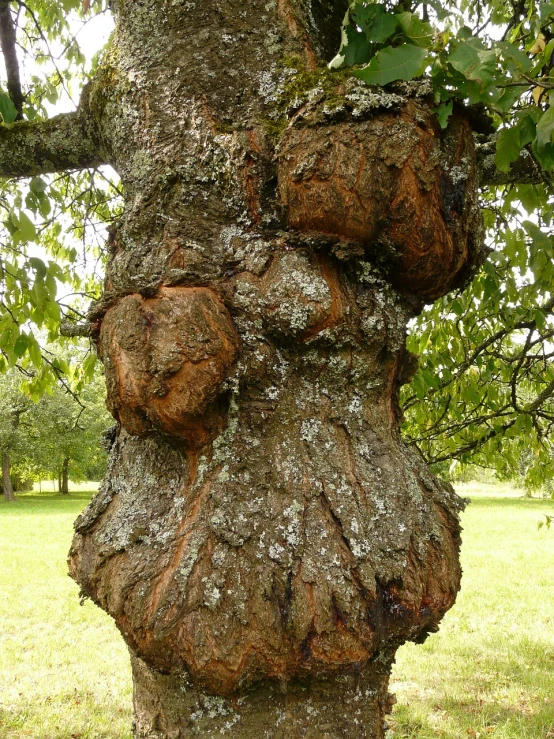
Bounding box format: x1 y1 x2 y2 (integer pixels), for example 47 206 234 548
0 483 553 738
389 483 554 739
0 486 132 739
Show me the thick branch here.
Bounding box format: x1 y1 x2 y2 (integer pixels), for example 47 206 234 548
0 111 107 178
0 1 24 117
476 134 546 187
60 321 91 338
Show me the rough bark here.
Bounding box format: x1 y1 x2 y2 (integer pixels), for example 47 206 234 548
3 452 14 502
130 652 394 738
58 2 482 736
0 0 487 735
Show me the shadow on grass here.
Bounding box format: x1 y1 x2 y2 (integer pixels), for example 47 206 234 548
390 634 554 738
0 491 96 515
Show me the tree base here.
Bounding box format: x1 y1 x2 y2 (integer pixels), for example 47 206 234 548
131 653 393 739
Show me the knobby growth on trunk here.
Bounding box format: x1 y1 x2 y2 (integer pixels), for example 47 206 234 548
0 0 517 736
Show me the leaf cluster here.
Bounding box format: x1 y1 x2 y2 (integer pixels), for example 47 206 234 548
332 0 554 166
402 182 554 490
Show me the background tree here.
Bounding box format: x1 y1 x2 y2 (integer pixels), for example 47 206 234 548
0 362 111 495
27 368 111 492
0 370 31 500
0 1 553 738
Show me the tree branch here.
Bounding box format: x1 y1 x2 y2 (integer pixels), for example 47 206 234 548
0 111 107 178
0 0 24 118
59 321 91 338
476 134 547 187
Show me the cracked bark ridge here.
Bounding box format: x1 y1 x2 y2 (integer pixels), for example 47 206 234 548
278 98 485 303
98 287 238 447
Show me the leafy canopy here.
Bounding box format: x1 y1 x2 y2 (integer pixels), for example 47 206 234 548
332 1 554 164
0 0 117 398
332 1 554 489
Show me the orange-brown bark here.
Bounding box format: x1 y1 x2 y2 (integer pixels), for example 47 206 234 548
99 288 239 446
278 101 483 302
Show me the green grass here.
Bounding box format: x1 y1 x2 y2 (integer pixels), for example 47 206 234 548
0 489 132 739
0 484 553 738
389 484 554 739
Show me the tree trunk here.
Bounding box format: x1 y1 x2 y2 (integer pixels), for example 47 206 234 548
3 452 14 502
56 1 485 736
130 652 394 738
61 457 69 495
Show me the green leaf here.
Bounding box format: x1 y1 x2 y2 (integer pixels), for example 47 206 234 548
29 257 47 279
536 106 554 148
451 299 464 316
448 40 496 87
517 115 536 147
13 334 28 358
465 384 481 405
436 101 453 129
365 9 397 43
396 12 434 49
30 177 47 194
17 212 37 242
27 334 42 367
342 27 372 67
82 352 97 381
539 3 554 24
533 141 554 169
496 41 532 73
0 90 18 125
354 4 397 44
355 44 427 86
495 127 522 173
535 309 546 329
45 300 61 322
426 1 449 21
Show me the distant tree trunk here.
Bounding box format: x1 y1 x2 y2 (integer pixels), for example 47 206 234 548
60 458 69 495
3 452 14 502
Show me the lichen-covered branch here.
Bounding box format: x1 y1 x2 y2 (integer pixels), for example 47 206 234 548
59 321 91 338
0 110 107 179
476 134 547 187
